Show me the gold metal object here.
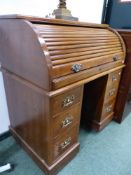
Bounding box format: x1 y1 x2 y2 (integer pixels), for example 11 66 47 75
118 72 121 75
113 55 119 61
109 88 116 96
72 64 82 73
112 75 117 81
60 137 71 149
53 0 78 21
63 95 75 107
106 105 112 112
61 116 73 128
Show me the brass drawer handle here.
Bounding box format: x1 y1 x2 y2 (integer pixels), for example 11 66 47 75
60 137 71 150
113 55 119 61
63 95 75 108
109 89 116 96
72 64 82 73
118 72 121 75
112 71 121 81
106 105 112 113
61 116 73 128
112 75 117 81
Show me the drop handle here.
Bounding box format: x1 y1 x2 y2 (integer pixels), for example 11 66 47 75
72 64 82 73
109 89 116 96
113 55 119 61
62 95 75 108
106 105 112 113
60 137 72 150
112 75 117 81
61 116 73 128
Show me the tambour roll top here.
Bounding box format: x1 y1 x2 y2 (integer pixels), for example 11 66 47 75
0 15 125 91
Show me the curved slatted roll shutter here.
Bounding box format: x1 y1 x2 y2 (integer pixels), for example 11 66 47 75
34 24 124 81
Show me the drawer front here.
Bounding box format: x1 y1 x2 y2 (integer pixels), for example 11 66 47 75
104 69 122 102
52 61 124 90
101 99 115 120
108 69 122 87
52 125 79 160
52 103 81 138
52 52 124 78
105 87 118 102
51 86 83 116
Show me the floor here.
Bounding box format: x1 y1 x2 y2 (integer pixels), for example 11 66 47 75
0 103 131 175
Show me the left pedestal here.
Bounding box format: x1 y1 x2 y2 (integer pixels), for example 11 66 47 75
3 70 83 175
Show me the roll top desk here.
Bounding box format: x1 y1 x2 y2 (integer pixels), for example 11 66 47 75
0 15 125 175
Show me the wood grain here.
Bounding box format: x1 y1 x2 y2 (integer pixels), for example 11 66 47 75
0 15 126 175
114 30 131 123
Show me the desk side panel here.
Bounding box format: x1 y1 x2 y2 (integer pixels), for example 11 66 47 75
0 19 50 90
2 70 52 164
114 30 131 122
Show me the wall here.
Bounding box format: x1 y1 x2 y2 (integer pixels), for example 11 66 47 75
0 72 10 134
0 0 104 23
0 0 104 134
105 0 131 28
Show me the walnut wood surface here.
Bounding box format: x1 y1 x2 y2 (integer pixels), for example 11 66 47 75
3 71 52 164
10 127 80 175
128 85 131 102
114 30 131 123
0 19 51 90
35 23 124 82
0 15 126 175
50 86 83 116
0 14 108 28
52 62 124 89
52 103 81 137
81 69 122 131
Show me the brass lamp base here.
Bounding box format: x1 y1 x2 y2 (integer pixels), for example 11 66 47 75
55 15 78 21
53 1 78 21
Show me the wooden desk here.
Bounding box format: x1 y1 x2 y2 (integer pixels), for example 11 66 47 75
0 15 125 175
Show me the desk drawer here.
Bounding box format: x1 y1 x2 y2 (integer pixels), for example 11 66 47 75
52 52 124 78
104 87 118 101
51 86 83 116
104 69 122 102
52 103 81 138
52 125 79 161
101 99 115 121
108 69 122 87
52 61 124 90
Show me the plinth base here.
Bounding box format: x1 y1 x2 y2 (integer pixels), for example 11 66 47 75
10 127 80 175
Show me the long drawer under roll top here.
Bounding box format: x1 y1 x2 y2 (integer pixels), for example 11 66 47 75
0 16 125 91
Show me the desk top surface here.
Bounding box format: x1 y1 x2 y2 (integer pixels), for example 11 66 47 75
0 14 108 28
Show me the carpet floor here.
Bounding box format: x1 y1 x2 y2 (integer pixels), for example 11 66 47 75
0 103 131 175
